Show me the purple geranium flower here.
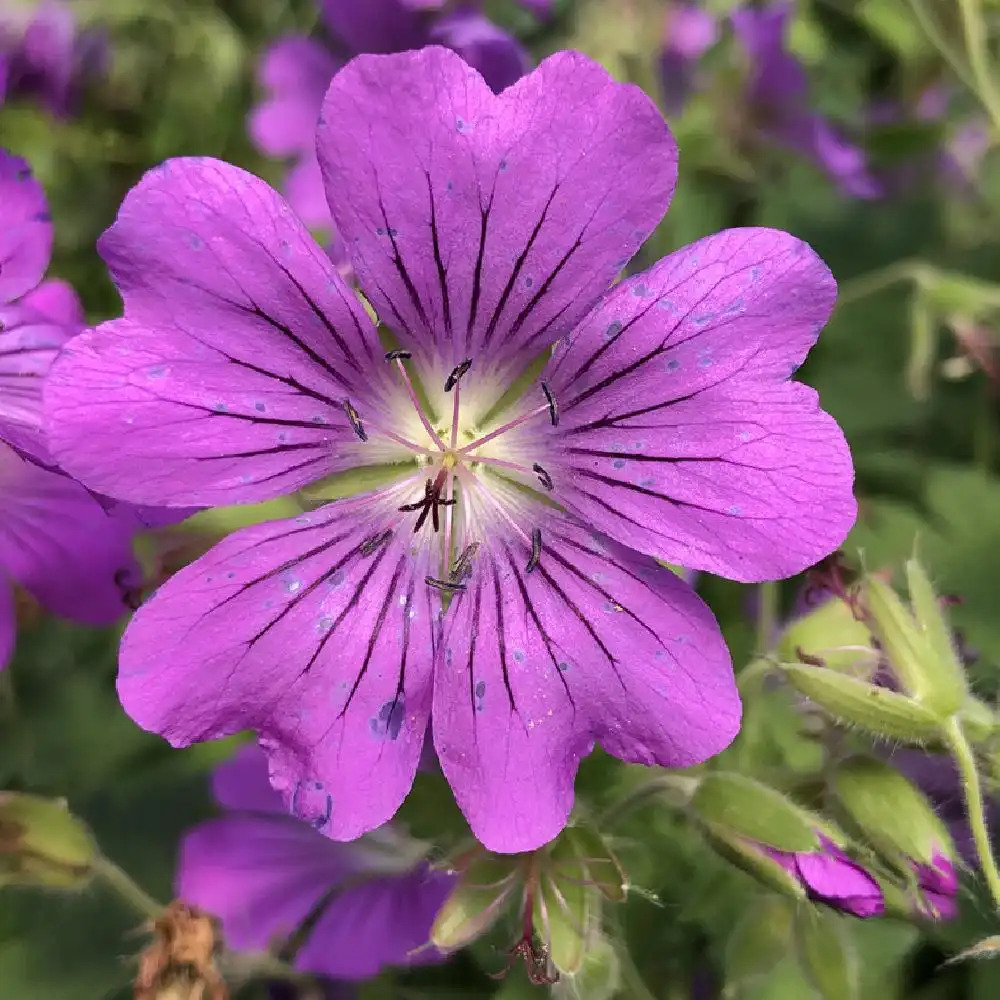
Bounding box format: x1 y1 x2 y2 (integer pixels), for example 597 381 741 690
0 150 165 668
250 0 528 231
45 48 855 851
765 834 885 917
178 744 452 981
0 1 105 117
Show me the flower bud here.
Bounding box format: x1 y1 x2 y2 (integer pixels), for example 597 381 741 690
833 757 958 920
779 663 943 743
552 933 621 1000
431 847 519 952
693 774 884 917
794 908 858 1000
777 596 874 673
0 792 96 889
863 560 966 717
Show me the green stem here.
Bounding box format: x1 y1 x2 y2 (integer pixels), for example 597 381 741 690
756 582 779 656
908 0 978 92
836 260 926 309
737 657 775 693
943 717 1000 909
958 0 1000 133
92 855 163 920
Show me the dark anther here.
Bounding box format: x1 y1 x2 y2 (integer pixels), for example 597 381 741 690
525 528 542 574
343 399 367 441
426 576 467 593
540 381 559 427
532 462 553 490
398 470 456 533
451 542 480 583
444 357 473 392
360 530 392 556
384 349 412 361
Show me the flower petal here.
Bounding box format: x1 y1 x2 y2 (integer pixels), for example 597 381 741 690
435 516 738 852
44 158 387 507
119 496 437 840
0 443 138 624
0 151 51 303
212 743 286 814
0 281 78 461
249 38 340 158
543 227 855 581
317 47 676 375
320 0 425 54
430 10 528 94
297 864 452 979
176 814 356 954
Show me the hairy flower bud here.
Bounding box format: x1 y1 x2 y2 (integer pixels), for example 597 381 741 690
434 825 627 981
777 595 873 673
863 560 966 716
693 774 883 916
833 757 958 919
0 792 96 889
779 664 943 743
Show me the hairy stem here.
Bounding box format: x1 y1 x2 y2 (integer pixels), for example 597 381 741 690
93 854 163 920
943 716 1000 909
957 0 1000 132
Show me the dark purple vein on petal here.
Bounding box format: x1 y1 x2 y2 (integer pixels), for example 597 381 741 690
480 184 560 351
499 542 576 710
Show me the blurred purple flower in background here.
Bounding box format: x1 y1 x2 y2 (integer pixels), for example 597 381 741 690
177 744 453 982
249 0 530 231
0 150 149 668
46 48 855 851
764 833 886 917
658 3 717 115
0 1 105 117
659 2 880 199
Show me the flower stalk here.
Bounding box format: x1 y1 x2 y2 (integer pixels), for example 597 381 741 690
942 716 1000 909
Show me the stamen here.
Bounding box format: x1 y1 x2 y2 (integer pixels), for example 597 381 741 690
343 399 367 441
451 542 480 583
397 479 434 512
398 470 455 534
532 463 553 490
426 576 466 593
458 403 551 455
525 528 542 574
391 357 446 450
540 382 559 427
444 357 473 392
360 530 392 556
384 349 412 361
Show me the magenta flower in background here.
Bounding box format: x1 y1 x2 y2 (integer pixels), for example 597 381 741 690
765 834 885 917
178 744 452 981
658 3 879 199
250 0 529 231
658 3 718 116
731 4 880 199
0 1 105 117
0 150 151 668
45 48 855 851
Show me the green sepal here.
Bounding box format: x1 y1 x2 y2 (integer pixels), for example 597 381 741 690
692 773 821 852
780 664 945 742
